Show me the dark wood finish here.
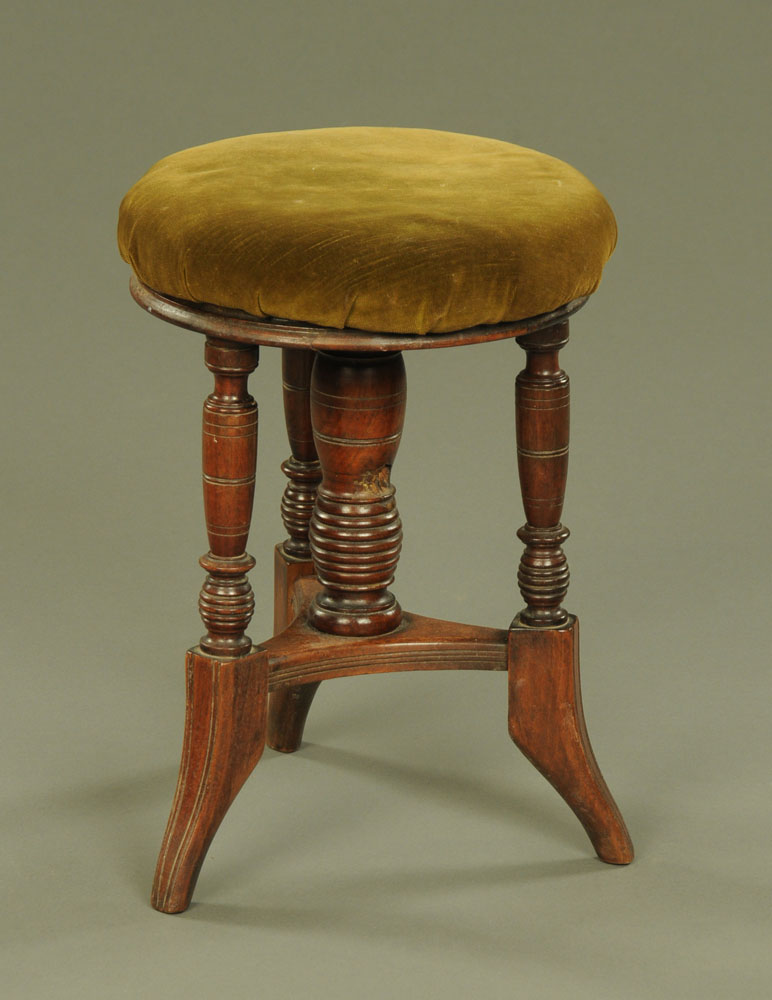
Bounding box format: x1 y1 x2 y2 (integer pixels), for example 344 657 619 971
268 544 320 752
269 349 323 749
130 274 588 353
273 544 316 636
308 351 406 636
199 338 259 656
152 336 266 914
267 678 321 753
280 348 321 558
515 323 571 626
508 617 633 864
265 577 508 687
128 278 633 911
151 646 269 913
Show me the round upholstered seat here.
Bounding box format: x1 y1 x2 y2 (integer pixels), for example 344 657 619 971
118 127 616 335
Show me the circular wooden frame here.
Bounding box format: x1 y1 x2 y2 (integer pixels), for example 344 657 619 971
130 275 588 353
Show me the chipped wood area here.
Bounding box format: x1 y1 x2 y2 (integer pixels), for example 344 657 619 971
355 465 391 494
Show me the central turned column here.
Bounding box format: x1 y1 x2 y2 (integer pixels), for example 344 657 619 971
308 350 406 636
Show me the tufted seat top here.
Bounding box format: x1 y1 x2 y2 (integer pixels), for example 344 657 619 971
118 127 617 336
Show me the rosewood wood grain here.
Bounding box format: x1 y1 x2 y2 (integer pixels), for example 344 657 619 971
515 324 571 626
273 544 317 636
308 351 406 636
151 647 269 913
280 348 321 558
267 679 321 753
199 338 259 656
130 275 588 353
269 350 323 750
265 579 508 688
268 544 320 752
507 617 633 864
127 280 633 913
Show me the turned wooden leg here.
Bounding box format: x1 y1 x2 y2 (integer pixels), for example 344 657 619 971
269 348 322 752
152 337 269 913
277 348 322 569
308 350 406 637
508 323 633 864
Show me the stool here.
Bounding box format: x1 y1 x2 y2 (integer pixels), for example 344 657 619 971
118 127 633 914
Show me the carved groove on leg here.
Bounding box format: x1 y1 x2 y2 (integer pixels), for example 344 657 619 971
507 618 634 865
151 648 268 914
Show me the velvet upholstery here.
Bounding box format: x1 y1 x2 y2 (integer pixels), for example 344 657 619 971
118 127 617 335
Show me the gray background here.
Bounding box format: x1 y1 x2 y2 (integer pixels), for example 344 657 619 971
2 1 770 997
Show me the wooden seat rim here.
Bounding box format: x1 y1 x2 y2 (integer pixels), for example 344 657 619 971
130 274 588 353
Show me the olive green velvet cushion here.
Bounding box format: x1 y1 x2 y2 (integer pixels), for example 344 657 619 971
118 127 616 335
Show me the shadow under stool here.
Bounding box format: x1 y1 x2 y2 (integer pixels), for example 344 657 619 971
118 126 634 913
